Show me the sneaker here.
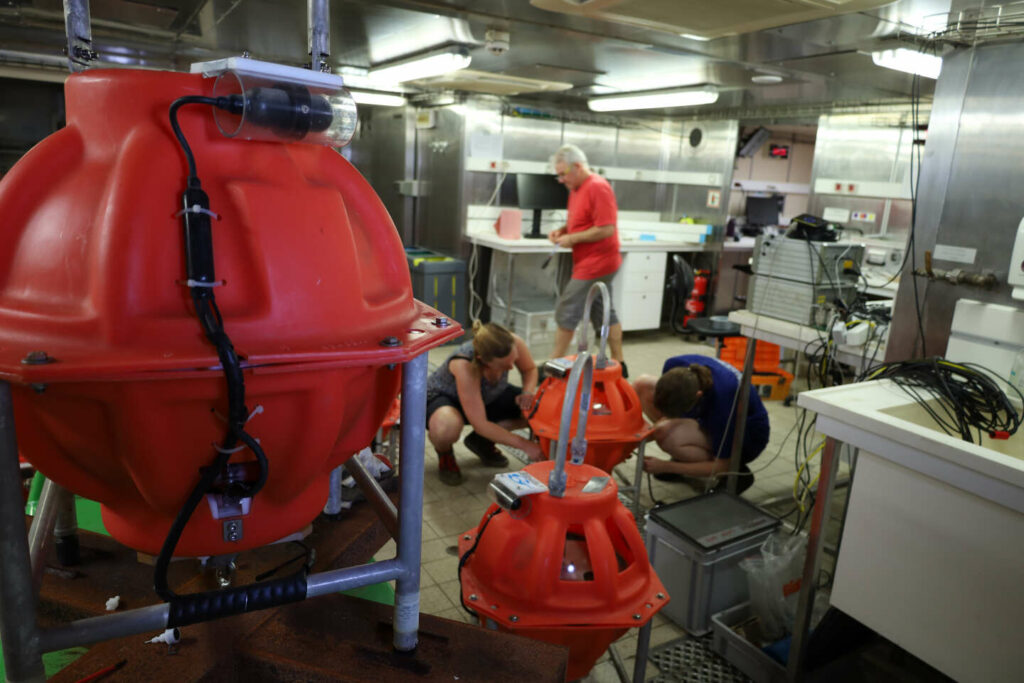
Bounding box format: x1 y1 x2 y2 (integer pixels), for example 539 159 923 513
437 451 464 486
463 431 509 467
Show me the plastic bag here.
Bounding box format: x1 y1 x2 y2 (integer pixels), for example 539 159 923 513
739 532 807 641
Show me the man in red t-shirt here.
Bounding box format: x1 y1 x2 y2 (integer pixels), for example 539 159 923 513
549 144 626 371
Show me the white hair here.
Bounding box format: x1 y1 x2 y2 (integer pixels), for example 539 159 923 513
552 144 589 168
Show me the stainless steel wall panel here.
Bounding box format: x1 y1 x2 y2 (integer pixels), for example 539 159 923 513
612 180 659 213
347 108 417 245
562 123 617 167
615 126 665 171
499 117 564 162
888 44 1024 360
415 107 466 256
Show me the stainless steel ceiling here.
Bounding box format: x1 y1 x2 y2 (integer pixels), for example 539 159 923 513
0 0 967 116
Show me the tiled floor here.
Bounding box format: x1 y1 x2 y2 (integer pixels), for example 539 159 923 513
373 329 843 682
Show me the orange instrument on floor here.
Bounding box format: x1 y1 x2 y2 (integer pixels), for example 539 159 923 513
528 283 650 472
460 353 668 680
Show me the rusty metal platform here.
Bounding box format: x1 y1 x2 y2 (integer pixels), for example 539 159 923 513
37 498 568 682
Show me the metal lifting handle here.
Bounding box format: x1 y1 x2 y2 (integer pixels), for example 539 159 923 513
548 352 595 498
576 282 611 368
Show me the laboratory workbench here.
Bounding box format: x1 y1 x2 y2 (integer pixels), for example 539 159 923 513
790 380 1024 683
466 231 710 254
467 232 716 341
727 308 887 375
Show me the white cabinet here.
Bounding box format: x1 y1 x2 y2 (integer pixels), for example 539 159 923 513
612 251 666 331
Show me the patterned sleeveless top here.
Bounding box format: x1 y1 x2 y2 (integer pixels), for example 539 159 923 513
427 341 511 406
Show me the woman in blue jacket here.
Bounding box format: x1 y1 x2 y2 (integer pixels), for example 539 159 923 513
632 354 770 493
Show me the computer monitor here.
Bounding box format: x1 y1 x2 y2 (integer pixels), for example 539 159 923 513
746 195 781 228
516 173 568 238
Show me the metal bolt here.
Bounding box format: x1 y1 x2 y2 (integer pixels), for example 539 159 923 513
469 594 477 601
632 614 642 620
22 351 55 365
434 317 451 328
509 615 519 623
30 383 47 394
379 336 402 347
656 592 665 600
463 534 472 540
645 603 653 609
223 519 243 543
490 604 498 610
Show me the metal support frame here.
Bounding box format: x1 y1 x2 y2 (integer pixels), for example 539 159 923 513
344 455 400 540
306 0 330 72
0 382 45 683
1 352 431 669
393 351 427 650
726 336 755 494
786 436 841 680
27 478 61 595
62 0 95 72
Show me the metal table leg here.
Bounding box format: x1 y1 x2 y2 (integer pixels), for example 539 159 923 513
786 436 841 680
28 478 61 595
393 352 428 651
726 337 756 494
0 381 46 682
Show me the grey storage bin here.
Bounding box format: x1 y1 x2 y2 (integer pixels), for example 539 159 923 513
645 491 779 635
711 602 786 683
405 247 467 331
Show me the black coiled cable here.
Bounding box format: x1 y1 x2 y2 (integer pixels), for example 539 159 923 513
861 358 1023 444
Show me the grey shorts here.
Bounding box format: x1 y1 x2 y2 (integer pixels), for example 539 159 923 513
555 273 620 331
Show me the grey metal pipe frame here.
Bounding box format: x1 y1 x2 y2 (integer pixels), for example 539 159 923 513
725 337 756 494
53 485 79 566
27 478 61 595
36 353 429 657
323 465 344 516
631 619 653 683
786 436 841 681
39 603 170 654
39 557 406 653
0 381 46 683
577 282 611 367
393 351 428 651
306 0 330 72
548 352 594 498
344 455 400 539
62 0 94 73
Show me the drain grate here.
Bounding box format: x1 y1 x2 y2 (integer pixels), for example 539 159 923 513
648 636 750 683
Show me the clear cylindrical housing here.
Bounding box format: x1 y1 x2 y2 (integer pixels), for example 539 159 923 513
212 71 357 148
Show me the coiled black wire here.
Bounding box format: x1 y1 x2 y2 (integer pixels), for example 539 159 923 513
861 358 1023 444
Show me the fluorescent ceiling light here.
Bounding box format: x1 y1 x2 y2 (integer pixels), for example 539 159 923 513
349 90 406 107
368 47 471 84
680 33 711 41
588 87 718 112
751 74 783 84
871 48 942 79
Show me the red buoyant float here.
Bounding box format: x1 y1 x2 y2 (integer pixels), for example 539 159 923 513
0 69 459 556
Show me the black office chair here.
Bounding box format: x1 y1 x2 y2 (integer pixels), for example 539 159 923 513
666 254 695 335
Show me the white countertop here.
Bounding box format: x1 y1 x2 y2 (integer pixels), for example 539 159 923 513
798 380 1024 512
466 232 710 254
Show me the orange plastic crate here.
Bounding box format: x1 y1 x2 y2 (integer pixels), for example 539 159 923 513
719 337 793 401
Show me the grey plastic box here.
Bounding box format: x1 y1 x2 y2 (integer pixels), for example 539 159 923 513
711 602 786 683
645 492 779 635
405 247 467 330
